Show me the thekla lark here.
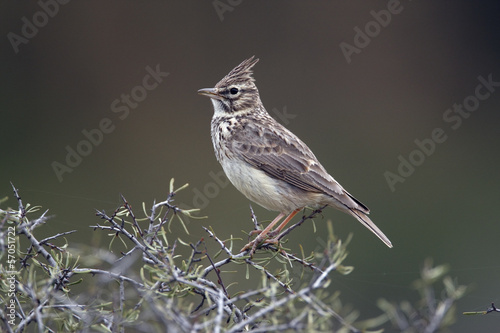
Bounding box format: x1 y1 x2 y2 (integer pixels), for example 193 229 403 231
198 57 392 253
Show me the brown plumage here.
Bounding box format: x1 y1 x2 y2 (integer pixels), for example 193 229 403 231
198 57 392 253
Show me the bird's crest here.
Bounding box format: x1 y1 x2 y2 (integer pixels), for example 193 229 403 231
215 56 259 88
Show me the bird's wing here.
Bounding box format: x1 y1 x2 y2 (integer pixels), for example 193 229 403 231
230 121 369 213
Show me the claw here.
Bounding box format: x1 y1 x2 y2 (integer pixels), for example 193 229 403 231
240 236 280 257
240 209 300 256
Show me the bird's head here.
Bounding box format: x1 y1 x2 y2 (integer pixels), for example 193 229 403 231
198 56 261 116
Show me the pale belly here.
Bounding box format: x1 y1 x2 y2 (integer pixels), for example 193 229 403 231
220 158 321 213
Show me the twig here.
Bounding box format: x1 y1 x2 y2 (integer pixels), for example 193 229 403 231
11 184 74 289
245 258 294 294
249 204 260 231
487 303 500 314
39 230 77 244
10 182 26 219
226 260 339 333
425 298 454 333
266 244 325 275
277 206 326 241
73 268 144 288
194 288 266 318
205 247 230 299
120 194 143 237
202 226 234 257
94 210 164 267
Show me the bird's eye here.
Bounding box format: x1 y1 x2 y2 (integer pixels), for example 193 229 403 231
229 87 239 95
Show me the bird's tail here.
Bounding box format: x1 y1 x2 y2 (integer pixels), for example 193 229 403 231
348 208 393 248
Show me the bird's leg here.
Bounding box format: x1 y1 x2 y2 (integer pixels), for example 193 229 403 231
261 209 301 254
269 209 300 236
241 212 285 254
241 209 302 256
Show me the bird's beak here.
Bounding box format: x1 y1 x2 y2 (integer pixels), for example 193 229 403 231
198 88 224 101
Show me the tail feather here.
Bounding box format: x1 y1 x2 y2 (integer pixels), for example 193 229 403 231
348 208 393 248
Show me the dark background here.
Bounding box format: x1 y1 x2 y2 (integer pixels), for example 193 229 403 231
2 1 500 331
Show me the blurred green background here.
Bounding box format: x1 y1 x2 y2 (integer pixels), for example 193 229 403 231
2 1 500 331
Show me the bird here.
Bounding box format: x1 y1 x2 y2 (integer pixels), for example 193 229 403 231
198 56 392 255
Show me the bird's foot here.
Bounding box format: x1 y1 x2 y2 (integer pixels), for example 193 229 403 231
248 229 262 237
240 234 280 257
